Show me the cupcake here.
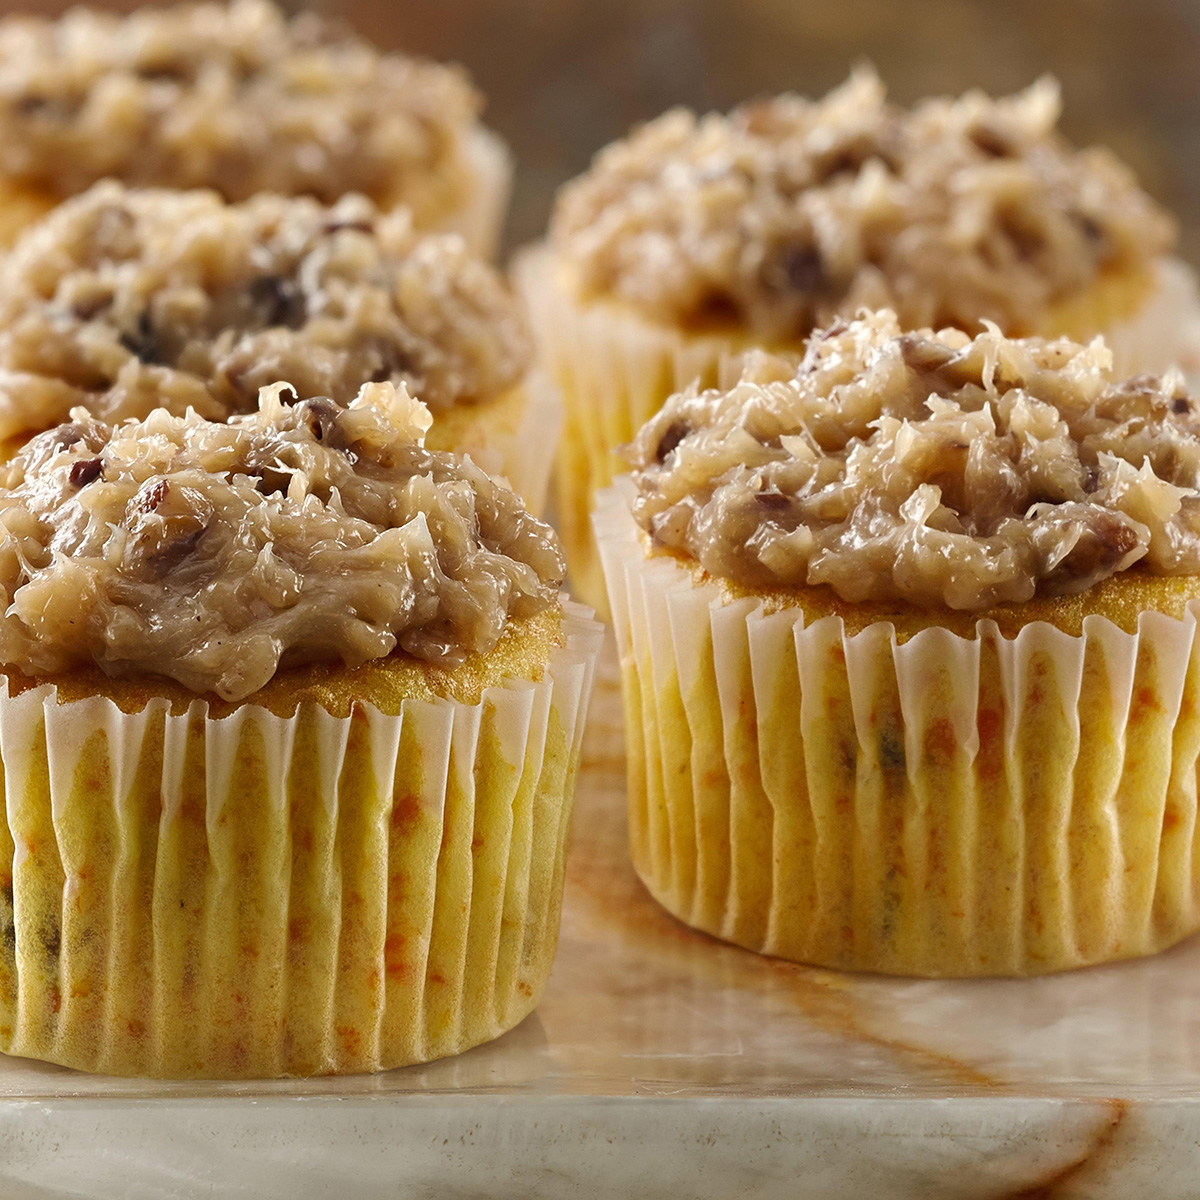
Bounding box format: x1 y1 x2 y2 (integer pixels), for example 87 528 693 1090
0 0 511 257
597 310 1200 978
521 68 1200 610
0 182 557 512
0 378 601 1077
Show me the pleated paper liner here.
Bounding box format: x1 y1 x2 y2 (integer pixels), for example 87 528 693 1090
518 246 1200 617
596 480 1200 978
0 600 602 1079
425 370 561 519
514 246 773 615
436 126 514 262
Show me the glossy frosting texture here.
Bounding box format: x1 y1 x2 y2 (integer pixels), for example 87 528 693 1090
0 183 531 441
552 69 1173 340
627 310 1200 609
0 381 564 699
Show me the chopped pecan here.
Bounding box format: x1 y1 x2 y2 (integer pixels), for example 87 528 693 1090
68 458 103 488
244 275 307 331
119 311 163 365
303 396 342 445
655 420 690 463
128 478 169 519
1045 512 1144 590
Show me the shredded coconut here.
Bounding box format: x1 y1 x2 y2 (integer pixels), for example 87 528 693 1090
0 381 564 699
627 310 1200 610
0 0 484 224
553 69 1174 341
0 182 531 442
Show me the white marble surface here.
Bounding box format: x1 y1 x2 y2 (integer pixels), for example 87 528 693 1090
2 638 1200 1198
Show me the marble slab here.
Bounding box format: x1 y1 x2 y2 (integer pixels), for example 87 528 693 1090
1 637 1199 1198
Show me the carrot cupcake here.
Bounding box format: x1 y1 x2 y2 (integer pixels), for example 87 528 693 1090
522 68 1199 609
0 0 511 257
0 181 556 511
0 378 601 1078
597 309 1200 978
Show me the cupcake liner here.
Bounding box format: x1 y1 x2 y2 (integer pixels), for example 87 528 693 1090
425 370 561 516
596 479 1200 977
0 600 602 1078
1094 256 1200 381
501 369 562 517
515 245 767 613
436 126 513 261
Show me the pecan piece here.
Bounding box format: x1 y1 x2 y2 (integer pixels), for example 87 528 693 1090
68 458 103 488
245 275 307 330
128 478 169 519
655 420 690 463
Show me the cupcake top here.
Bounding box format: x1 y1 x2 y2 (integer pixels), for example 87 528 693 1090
0 0 484 224
552 69 1174 341
627 310 1200 611
0 380 564 700
0 183 531 442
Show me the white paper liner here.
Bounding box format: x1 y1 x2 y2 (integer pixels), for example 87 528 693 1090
498 368 561 516
515 244 764 611
0 600 602 1078
435 126 513 261
1100 255 1200 381
597 479 1200 977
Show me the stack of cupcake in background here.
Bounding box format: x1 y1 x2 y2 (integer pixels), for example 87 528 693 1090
519 67 1200 613
524 70 1200 978
0 0 512 256
0 183 560 511
0 0 602 1079
1 0 1200 1087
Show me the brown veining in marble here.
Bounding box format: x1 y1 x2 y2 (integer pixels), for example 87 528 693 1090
1008 1099 1127 1198
556 640 1200 1102
560 644 998 1091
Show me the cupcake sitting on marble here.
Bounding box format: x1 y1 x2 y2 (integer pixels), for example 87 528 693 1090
0 182 556 511
0 378 601 1078
598 310 1200 978
521 67 1200 608
0 0 511 257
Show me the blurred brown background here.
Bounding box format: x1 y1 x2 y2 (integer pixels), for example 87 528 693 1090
9 0 1200 259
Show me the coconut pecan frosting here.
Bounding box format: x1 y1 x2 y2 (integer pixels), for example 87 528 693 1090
628 310 1200 610
0 183 531 443
0 381 563 699
553 69 1173 341
0 0 482 220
